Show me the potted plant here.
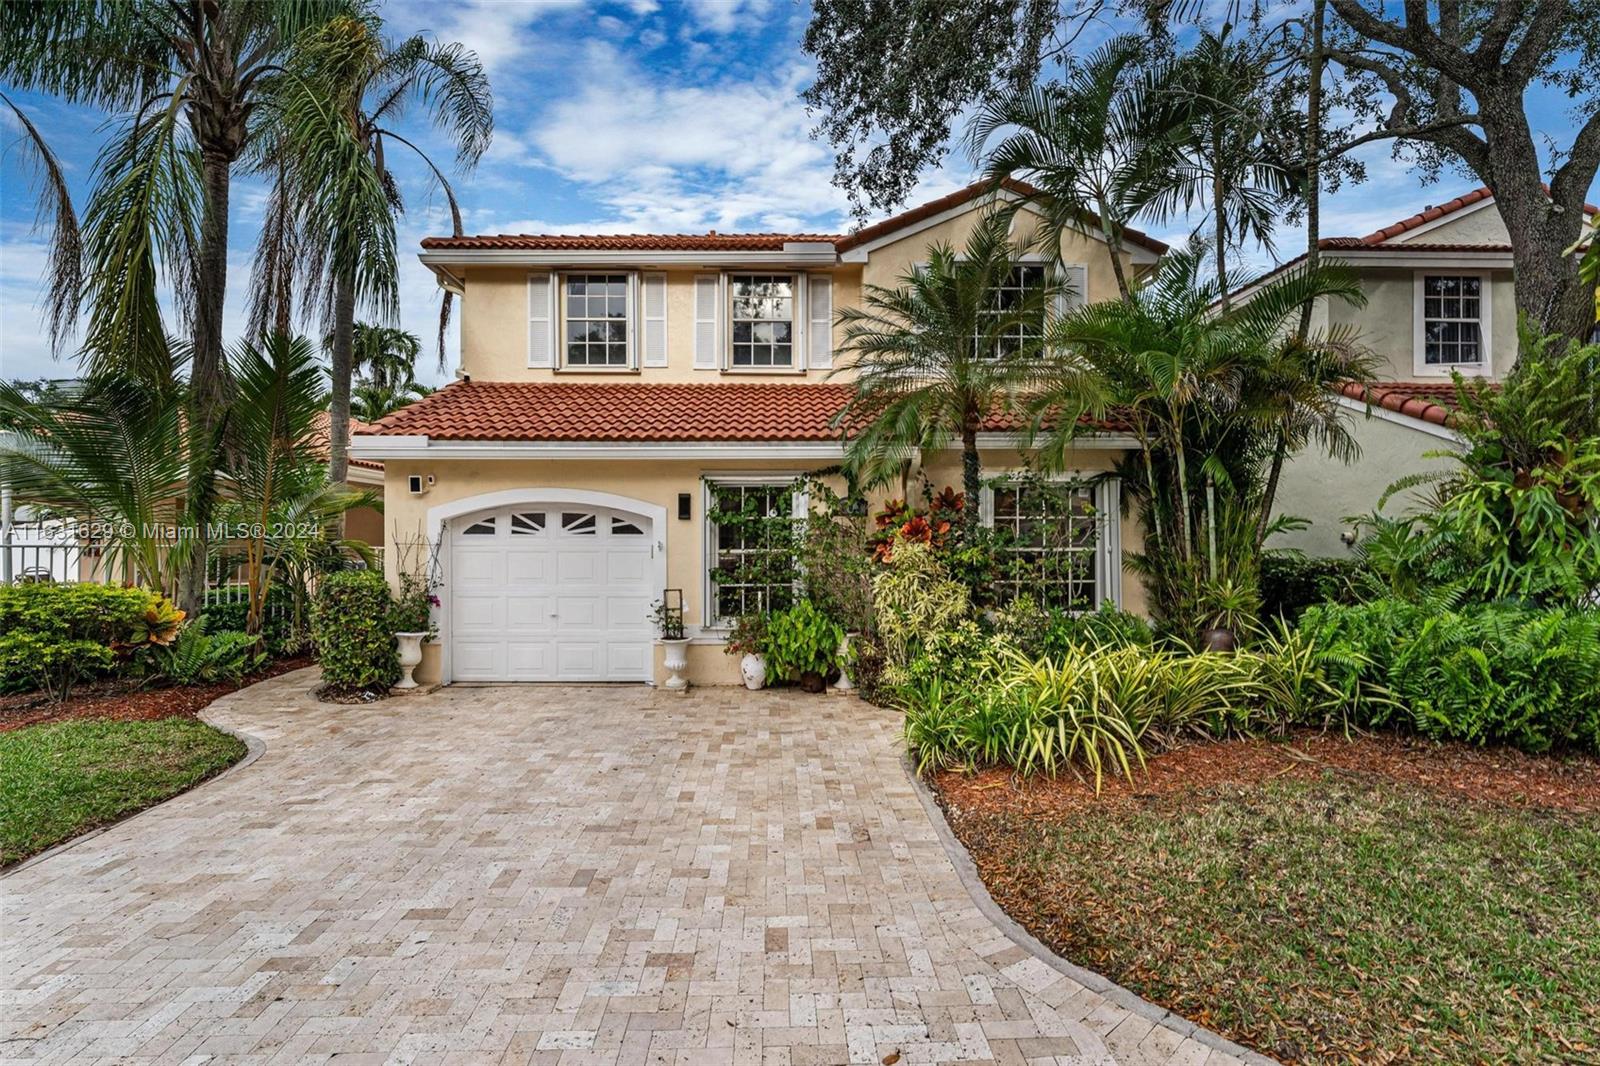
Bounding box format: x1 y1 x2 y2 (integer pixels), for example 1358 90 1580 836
651 594 691 693
389 567 438 690
1196 575 1259 653
725 613 769 690
764 601 843 693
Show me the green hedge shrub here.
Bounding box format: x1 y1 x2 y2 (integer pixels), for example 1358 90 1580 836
1298 600 1600 753
0 584 166 698
1259 554 1365 624
313 571 398 692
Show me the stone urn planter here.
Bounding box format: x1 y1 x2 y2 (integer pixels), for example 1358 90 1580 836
394 632 427 690
739 653 767 691
660 638 692 693
831 633 858 693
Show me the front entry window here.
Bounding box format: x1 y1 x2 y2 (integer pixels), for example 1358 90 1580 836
706 480 799 623
989 480 1101 611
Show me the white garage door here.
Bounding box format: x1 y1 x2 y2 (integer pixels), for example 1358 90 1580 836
449 504 655 681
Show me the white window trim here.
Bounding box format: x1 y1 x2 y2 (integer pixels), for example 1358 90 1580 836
979 473 1123 610
723 272 806 374
1413 270 1493 378
700 474 807 630
557 270 640 372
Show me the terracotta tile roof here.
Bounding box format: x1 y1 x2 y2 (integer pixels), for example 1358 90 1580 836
1336 380 1495 428
419 179 1170 257
420 232 840 251
832 178 1171 255
354 380 1129 443
312 411 383 471
1358 185 1596 245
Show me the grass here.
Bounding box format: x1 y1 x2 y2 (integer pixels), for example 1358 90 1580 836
0 717 246 866
946 774 1600 1063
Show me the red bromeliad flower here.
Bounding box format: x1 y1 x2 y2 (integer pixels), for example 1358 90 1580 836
931 486 965 515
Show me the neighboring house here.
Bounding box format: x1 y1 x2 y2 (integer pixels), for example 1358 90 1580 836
310 412 387 550
352 181 1168 686
1249 188 1597 555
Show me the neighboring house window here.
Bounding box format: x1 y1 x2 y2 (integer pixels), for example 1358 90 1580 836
706 479 799 624
985 479 1111 611
729 275 795 368
983 263 1048 359
1419 274 1486 369
564 273 631 368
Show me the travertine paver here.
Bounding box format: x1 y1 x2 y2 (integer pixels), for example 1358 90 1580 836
1 670 1249 1065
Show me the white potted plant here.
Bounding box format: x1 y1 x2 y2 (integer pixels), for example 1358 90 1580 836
724 613 768 690
390 567 437 691
651 596 691 693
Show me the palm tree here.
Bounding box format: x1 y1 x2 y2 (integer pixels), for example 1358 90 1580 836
351 323 424 392
1033 241 1367 626
968 35 1182 301
220 333 373 635
352 379 434 422
831 215 1056 538
0 375 201 595
1157 29 1294 309
0 0 358 611
256 14 491 484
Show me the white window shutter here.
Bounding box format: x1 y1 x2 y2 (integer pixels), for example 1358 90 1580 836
807 274 833 369
693 274 720 370
1054 263 1088 320
527 273 555 367
641 273 668 367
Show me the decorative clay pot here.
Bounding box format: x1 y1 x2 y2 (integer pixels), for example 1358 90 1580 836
661 638 692 693
394 632 427 690
740 653 767 691
831 634 856 693
1200 627 1238 653
799 670 826 694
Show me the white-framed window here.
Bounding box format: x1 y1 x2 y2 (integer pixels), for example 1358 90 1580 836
562 273 634 368
704 477 802 625
979 263 1049 360
981 477 1122 611
728 274 796 368
1414 272 1491 375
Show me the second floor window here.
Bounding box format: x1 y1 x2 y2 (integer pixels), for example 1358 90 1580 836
1421 275 1484 367
979 264 1048 360
730 275 795 368
565 274 630 367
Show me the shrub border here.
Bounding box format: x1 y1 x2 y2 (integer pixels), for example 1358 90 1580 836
0 669 312 878
902 753 1277 1066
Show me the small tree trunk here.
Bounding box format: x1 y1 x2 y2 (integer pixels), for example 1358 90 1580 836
1256 429 1290 551
177 149 234 616
328 269 357 494
1295 0 1324 341
960 423 982 542
1213 137 1229 311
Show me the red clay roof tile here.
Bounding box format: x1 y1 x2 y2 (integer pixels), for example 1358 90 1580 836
354 381 1128 443
1336 380 1491 428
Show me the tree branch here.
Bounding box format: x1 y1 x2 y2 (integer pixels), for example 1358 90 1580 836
1506 0 1569 80
1551 107 1600 211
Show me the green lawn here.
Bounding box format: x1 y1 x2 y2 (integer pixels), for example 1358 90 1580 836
944 774 1600 1063
0 718 246 866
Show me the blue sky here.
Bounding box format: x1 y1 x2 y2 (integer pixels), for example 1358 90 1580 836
1 0 1593 386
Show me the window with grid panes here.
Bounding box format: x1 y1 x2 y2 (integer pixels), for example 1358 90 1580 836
564 274 630 367
707 481 798 623
1421 275 1485 366
990 481 1099 610
977 264 1047 359
729 275 795 367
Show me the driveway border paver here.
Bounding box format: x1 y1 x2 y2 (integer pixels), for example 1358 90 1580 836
901 755 1277 1066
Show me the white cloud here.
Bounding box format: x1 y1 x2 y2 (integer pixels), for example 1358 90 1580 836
683 0 774 36
386 0 582 74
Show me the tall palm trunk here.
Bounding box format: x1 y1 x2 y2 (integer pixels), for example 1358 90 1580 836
177 148 234 616
328 269 356 489
960 422 982 541
1212 129 1229 311
1099 208 1133 301
1260 0 1326 551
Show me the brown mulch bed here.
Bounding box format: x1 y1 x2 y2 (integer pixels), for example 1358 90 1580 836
0 656 314 733
935 730 1600 817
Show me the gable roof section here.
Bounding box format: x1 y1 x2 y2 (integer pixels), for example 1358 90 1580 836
418 179 1170 257
353 380 1129 443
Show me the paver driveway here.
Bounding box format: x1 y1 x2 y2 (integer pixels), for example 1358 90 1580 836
2 671 1253 1066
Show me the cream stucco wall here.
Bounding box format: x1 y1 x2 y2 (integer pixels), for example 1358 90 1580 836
1392 202 1509 245
381 443 1144 687
1269 413 1457 557
459 266 863 383
1320 266 1515 382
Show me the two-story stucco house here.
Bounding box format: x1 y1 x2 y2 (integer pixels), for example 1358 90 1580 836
351 182 1167 686
1258 187 1597 555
